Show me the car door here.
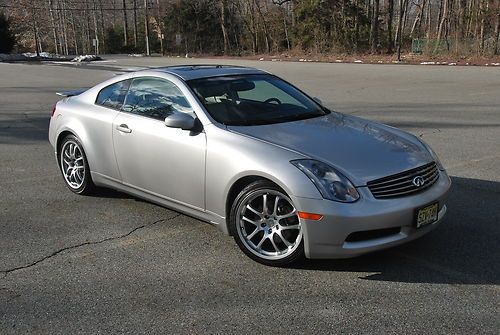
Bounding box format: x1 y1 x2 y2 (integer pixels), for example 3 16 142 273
112 76 206 210
90 78 131 181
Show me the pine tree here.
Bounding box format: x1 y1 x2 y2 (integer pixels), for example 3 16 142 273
0 11 16 53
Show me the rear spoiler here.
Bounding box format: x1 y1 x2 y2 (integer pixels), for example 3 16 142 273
56 88 88 97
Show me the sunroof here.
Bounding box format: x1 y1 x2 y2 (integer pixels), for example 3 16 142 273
166 65 239 71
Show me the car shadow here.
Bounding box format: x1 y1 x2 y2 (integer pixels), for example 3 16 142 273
92 188 136 199
290 176 500 285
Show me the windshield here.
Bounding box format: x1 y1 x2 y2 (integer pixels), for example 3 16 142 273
188 74 328 126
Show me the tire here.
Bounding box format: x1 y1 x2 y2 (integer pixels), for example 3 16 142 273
59 135 95 195
229 180 304 266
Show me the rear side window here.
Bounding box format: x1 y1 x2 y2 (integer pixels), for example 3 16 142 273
122 77 193 121
95 80 131 110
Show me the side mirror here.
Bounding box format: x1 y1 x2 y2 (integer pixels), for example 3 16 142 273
312 97 323 106
164 113 196 130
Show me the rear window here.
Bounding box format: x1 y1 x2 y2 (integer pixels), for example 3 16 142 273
95 80 131 110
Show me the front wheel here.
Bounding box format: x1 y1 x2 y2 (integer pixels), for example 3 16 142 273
229 180 304 266
59 135 95 195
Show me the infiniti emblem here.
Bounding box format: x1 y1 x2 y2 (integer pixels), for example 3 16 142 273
412 176 425 187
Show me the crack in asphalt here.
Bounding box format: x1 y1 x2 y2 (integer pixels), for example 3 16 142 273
0 214 182 278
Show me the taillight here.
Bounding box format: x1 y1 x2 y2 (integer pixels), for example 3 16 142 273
51 105 56 117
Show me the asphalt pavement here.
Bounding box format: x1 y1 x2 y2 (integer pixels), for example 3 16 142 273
0 56 499 334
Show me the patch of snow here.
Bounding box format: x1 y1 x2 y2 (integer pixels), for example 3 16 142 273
71 55 102 62
354 60 363 63
335 59 342 63
491 63 499 66
448 62 457 66
420 61 436 65
23 52 63 58
1 52 68 61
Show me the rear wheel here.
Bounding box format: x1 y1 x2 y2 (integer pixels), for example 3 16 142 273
59 135 95 195
229 180 304 266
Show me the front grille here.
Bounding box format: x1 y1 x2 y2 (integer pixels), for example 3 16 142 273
367 162 439 199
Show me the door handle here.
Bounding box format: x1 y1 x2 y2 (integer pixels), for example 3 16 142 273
116 124 132 133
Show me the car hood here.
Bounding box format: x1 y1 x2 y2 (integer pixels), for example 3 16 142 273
227 112 432 186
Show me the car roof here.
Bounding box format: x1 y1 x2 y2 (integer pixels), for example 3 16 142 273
150 65 267 81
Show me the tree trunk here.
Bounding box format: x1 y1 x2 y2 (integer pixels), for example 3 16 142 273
494 7 500 55
48 0 59 54
62 0 70 54
30 4 40 57
99 0 106 53
255 0 271 53
85 1 92 53
387 0 394 53
283 8 291 50
395 0 405 60
133 0 138 48
69 8 78 55
220 0 230 55
371 0 380 53
92 0 99 54
479 0 486 52
434 0 449 53
410 0 425 38
156 0 164 55
58 0 69 55
122 0 129 46
426 0 432 39
144 0 150 55
458 0 466 38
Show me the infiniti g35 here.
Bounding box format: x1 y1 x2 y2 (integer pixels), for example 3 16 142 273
48 65 451 265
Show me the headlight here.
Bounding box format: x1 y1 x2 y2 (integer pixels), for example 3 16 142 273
291 160 359 203
418 138 445 171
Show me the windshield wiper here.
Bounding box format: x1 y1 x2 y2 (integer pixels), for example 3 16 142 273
227 111 325 126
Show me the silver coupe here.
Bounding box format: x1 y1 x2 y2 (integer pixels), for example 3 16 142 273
49 65 451 265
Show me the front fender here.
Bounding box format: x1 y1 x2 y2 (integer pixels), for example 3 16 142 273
205 124 322 233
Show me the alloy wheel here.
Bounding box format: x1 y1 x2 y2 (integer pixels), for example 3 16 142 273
60 140 86 189
237 189 302 261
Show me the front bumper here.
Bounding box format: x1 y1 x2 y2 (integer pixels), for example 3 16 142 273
292 170 451 259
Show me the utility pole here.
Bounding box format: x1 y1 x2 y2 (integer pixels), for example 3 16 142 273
144 0 150 55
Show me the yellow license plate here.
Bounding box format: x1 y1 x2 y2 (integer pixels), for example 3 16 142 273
415 202 438 228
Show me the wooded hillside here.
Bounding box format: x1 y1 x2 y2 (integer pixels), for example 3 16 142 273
1 0 498 57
